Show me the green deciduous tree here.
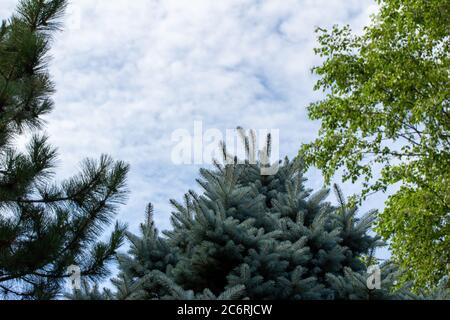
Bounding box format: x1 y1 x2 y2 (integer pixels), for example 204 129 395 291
300 0 449 290
0 0 129 299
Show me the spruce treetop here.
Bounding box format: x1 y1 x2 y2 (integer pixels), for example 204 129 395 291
71 129 428 300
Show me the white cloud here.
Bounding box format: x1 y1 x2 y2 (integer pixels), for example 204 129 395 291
2 0 387 262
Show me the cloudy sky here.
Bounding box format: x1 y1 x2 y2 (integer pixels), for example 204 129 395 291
1 0 389 257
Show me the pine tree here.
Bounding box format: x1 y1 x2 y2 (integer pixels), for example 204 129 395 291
0 0 129 299
74 129 435 300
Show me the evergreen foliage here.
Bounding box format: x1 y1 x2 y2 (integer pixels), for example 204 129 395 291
71 130 436 300
0 0 129 299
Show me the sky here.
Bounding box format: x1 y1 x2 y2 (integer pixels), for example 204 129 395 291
1 0 390 258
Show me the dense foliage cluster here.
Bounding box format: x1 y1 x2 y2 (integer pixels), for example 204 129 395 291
300 0 449 289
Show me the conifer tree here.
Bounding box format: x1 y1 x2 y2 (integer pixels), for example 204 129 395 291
0 0 129 299
73 129 436 300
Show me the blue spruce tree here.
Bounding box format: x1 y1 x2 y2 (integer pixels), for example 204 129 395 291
70 129 447 300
